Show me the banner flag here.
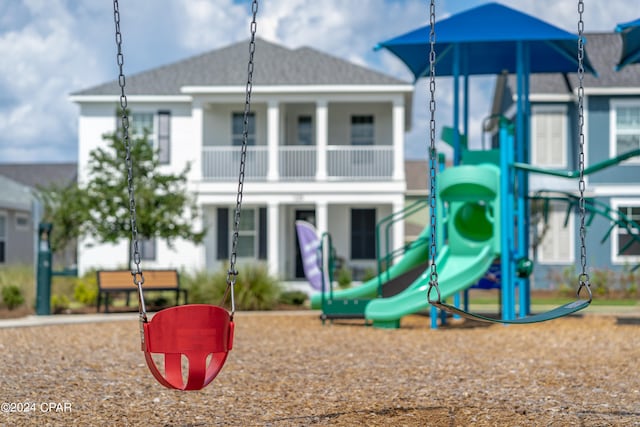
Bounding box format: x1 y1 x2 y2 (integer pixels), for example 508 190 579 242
295 220 324 291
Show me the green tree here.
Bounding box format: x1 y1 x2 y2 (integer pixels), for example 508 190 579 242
84 124 205 264
38 182 89 255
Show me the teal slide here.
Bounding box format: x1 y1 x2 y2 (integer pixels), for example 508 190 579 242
310 225 431 309
364 245 495 328
365 164 502 328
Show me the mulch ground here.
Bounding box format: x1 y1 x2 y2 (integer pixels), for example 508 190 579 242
0 311 639 426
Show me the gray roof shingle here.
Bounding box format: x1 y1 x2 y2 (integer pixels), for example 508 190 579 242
0 163 77 190
507 32 640 95
72 38 409 97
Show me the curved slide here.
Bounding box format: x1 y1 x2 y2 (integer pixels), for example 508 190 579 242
365 164 501 328
364 245 495 328
310 225 431 309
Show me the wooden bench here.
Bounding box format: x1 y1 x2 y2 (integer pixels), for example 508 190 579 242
96 269 188 313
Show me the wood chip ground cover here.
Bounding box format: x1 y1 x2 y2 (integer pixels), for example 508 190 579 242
0 312 638 426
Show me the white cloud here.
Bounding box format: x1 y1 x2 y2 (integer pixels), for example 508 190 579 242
0 0 637 163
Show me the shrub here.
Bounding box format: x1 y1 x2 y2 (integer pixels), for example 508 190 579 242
336 266 352 289
279 290 308 306
74 272 98 305
1 285 25 310
51 294 70 314
182 264 281 310
0 265 34 308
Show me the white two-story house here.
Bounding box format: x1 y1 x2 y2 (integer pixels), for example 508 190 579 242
70 38 414 281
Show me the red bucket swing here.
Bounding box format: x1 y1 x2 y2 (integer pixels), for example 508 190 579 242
111 0 259 390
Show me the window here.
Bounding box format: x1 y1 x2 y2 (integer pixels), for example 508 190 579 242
123 111 171 164
0 214 5 263
131 112 154 140
237 208 257 257
157 111 171 164
297 116 313 145
232 112 256 146
217 207 266 260
350 115 374 146
531 106 567 168
612 201 640 262
140 238 157 261
351 209 376 259
537 201 574 264
610 100 640 163
15 214 29 231
132 238 156 261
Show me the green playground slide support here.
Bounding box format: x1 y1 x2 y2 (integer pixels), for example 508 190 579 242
513 148 640 178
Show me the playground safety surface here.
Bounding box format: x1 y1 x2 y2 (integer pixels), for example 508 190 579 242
0 311 639 426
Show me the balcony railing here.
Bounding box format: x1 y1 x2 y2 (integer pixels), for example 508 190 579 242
201 145 394 181
202 146 268 180
279 146 316 180
327 146 393 180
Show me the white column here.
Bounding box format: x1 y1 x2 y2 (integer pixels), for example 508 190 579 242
267 201 280 276
316 100 328 180
191 101 204 181
392 97 405 181
267 100 280 181
316 200 328 235
393 199 405 250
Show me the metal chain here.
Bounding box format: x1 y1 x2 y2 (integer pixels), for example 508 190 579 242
224 0 259 319
426 0 440 303
576 0 592 300
113 0 147 324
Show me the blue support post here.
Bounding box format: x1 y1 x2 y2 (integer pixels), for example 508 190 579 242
520 43 532 317
453 44 461 166
499 121 515 321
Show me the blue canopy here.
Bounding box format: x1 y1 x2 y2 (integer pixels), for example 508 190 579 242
615 18 640 71
376 2 596 79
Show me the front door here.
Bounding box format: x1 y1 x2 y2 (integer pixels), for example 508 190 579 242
295 209 316 278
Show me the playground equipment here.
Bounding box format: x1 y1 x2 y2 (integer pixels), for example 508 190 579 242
110 0 258 390
424 0 592 323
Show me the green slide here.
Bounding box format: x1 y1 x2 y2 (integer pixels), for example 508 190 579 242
310 225 430 310
365 163 502 328
364 245 495 328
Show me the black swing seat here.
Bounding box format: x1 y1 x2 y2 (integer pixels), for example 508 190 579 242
431 299 591 324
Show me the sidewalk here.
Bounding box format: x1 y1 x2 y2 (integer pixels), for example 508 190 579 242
0 305 637 329
0 312 139 329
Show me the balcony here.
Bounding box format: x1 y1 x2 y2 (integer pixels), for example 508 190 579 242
201 145 395 181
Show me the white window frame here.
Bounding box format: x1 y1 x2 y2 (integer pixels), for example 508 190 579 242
609 99 640 164
610 198 640 265
530 105 568 168
536 201 575 264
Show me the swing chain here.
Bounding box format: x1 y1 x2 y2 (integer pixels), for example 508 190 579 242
426 0 440 303
112 0 147 322
225 0 259 319
576 0 592 300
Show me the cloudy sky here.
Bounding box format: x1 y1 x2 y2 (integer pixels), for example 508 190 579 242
0 0 637 164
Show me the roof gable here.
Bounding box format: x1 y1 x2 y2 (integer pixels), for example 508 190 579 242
72 38 409 97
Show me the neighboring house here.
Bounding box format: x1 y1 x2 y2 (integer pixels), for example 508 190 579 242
492 32 640 288
70 38 414 280
0 175 33 265
0 163 78 267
